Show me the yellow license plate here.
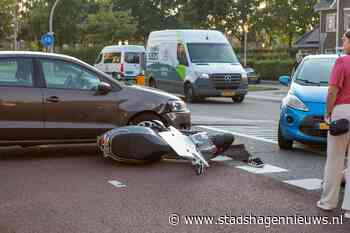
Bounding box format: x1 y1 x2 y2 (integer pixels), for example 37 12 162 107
222 90 235 97
319 123 329 130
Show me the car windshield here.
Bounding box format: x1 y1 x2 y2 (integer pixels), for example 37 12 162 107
187 43 239 64
295 58 337 86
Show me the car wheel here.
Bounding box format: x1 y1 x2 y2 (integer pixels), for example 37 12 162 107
184 83 197 103
278 125 293 150
129 113 167 127
232 96 245 103
149 78 157 88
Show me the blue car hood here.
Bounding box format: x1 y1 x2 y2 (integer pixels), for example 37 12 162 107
290 83 328 103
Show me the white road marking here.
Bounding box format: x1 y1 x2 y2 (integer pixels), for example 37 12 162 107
236 164 288 174
283 178 323 191
211 155 233 162
198 125 278 144
108 180 127 188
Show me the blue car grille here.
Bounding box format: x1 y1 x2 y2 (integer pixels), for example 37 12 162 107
299 116 327 138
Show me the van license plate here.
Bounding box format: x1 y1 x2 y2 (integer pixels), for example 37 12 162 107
319 123 329 130
222 90 235 97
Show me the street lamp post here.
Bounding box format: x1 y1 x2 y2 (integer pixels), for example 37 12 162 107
49 0 61 53
243 23 249 67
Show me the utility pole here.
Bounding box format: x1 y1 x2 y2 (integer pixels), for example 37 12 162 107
12 0 19 51
243 23 249 67
336 0 340 53
49 0 61 53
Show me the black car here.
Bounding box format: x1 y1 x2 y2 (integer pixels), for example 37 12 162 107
244 67 260 84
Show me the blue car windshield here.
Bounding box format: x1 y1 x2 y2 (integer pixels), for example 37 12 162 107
187 43 239 64
295 58 337 86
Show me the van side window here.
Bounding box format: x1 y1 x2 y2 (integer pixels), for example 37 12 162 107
0 58 34 87
177 43 189 66
95 53 102 64
104 53 121 64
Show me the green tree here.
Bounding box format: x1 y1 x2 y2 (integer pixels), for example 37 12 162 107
0 0 16 42
81 9 138 45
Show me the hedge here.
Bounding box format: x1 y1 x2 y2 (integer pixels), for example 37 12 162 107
247 59 295 80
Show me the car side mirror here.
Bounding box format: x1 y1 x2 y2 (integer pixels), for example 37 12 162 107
95 82 112 95
279 75 291 86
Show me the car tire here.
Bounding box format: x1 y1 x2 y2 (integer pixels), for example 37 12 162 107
184 83 198 103
278 125 293 150
232 96 245 103
149 78 157 88
129 113 167 127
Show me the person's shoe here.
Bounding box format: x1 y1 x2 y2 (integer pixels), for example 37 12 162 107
344 211 350 219
317 200 335 211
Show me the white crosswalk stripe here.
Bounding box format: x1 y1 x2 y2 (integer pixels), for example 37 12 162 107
198 125 278 144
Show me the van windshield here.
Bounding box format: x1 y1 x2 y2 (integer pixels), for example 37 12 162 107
125 52 140 64
187 43 239 64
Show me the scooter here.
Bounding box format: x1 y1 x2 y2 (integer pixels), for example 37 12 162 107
98 120 234 175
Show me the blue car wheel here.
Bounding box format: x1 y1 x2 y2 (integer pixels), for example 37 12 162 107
278 124 293 150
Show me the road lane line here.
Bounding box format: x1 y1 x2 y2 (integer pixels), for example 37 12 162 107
198 126 278 145
108 180 127 188
283 178 323 191
236 164 288 174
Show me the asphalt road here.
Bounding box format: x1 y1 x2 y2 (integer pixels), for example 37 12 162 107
1 95 350 233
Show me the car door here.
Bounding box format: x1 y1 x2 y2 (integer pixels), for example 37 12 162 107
39 58 119 140
0 57 44 141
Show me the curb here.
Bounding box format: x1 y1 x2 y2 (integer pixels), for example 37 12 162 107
246 95 282 103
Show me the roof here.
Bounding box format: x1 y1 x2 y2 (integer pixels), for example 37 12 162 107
148 30 228 44
102 45 145 53
304 54 339 59
294 27 320 48
0 51 108 77
314 0 336 11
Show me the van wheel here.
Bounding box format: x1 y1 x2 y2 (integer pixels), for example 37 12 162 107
232 96 245 103
184 83 197 103
149 78 157 88
278 125 293 150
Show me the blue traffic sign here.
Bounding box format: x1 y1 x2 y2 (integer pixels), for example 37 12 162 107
40 33 54 47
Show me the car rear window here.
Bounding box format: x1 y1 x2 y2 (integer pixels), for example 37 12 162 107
124 52 140 64
0 58 33 87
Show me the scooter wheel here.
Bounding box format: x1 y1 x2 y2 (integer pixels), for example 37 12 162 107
195 163 204 175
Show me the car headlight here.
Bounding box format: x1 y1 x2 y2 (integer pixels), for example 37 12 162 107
241 71 248 83
167 100 188 112
283 94 309 111
195 71 210 79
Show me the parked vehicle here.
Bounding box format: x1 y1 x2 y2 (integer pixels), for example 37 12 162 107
145 30 248 103
94 45 145 80
0 51 190 147
244 67 260 84
278 54 338 149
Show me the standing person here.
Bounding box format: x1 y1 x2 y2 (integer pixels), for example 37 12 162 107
317 31 350 219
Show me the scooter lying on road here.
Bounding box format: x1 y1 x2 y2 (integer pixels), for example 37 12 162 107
97 120 234 175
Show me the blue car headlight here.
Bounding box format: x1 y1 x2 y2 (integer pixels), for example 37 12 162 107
283 94 309 112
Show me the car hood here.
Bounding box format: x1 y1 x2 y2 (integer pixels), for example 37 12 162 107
193 63 244 74
290 83 328 103
126 84 181 100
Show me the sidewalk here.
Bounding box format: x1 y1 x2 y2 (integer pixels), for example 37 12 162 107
246 83 288 103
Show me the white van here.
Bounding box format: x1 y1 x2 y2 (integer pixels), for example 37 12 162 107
95 45 145 79
145 30 248 103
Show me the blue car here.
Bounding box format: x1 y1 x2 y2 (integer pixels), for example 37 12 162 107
278 54 338 149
